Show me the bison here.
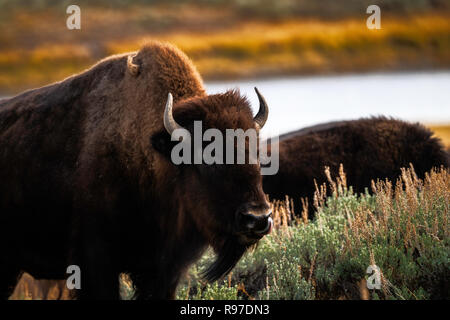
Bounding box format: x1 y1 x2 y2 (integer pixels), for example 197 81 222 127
0 41 273 300
263 117 449 217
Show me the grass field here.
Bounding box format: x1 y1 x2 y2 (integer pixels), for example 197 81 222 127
172 165 449 300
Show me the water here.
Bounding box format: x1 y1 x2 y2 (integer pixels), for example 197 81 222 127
206 71 450 139
2 71 449 139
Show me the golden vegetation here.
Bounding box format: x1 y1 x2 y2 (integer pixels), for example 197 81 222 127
428 125 450 148
1 10 449 95
10 273 69 300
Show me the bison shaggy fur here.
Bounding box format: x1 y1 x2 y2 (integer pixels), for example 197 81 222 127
263 117 449 217
0 41 271 299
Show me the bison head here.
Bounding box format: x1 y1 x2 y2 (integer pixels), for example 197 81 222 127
151 88 272 282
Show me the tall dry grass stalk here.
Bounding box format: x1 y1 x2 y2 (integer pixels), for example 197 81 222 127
271 196 296 230
365 165 448 253
267 164 449 299
317 164 448 298
308 164 449 254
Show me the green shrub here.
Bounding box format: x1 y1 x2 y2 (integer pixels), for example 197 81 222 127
176 166 449 300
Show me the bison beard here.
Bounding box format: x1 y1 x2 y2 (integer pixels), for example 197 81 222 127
202 239 248 282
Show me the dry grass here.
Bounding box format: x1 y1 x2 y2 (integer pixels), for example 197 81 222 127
428 125 450 148
10 273 69 300
311 163 449 253
252 164 449 300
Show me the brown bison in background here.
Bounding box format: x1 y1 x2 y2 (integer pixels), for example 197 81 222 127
263 117 450 217
0 41 272 300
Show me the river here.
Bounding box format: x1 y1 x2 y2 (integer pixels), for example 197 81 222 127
2 71 449 139
206 71 450 138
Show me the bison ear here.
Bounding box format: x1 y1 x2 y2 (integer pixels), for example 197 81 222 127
127 54 140 76
151 131 177 159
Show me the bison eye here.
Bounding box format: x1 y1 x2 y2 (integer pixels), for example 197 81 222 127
150 131 177 159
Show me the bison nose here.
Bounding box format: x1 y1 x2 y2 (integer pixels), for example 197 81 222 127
237 210 273 235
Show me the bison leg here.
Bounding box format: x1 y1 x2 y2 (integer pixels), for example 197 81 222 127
70 239 121 300
72 256 120 300
0 267 22 300
76 267 120 300
129 271 181 300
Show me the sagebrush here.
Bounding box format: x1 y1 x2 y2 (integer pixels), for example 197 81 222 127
173 165 449 300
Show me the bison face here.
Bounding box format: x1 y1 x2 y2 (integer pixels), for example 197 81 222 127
187 163 272 282
194 162 273 245
151 88 272 281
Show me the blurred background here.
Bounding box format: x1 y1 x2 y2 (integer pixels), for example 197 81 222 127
1 0 450 299
1 1 450 136
1 0 450 142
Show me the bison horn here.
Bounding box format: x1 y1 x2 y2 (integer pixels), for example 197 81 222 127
254 87 269 129
127 54 139 76
163 93 184 135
